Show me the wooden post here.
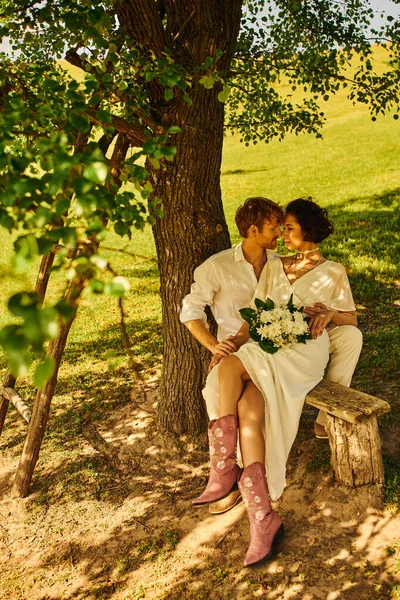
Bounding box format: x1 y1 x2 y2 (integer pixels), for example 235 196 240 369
0 372 17 436
12 275 86 498
325 413 385 486
2 387 32 423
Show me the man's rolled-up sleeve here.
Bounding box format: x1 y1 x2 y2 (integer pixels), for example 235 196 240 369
179 259 219 326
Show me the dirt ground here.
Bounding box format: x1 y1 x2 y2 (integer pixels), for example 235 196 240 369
1 380 400 600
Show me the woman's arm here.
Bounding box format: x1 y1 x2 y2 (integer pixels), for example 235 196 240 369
304 303 357 339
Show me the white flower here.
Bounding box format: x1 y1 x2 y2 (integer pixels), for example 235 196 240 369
214 428 223 438
255 510 265 521
244 477 253 487
254 496 261 503
216 461 226 470
209 446 216 455
220 446 227 454
259 310 272 324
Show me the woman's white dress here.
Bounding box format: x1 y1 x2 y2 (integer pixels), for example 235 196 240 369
203 258 356 501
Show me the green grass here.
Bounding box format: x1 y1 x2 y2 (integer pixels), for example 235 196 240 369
0 47 399 513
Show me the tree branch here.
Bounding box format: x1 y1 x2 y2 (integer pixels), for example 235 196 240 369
86 109 147 147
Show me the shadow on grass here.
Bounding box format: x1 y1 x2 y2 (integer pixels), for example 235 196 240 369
222 167 271 176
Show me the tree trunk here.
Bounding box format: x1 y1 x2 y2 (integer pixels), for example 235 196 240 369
117 0 243 432
149 3 242 433
151 86 230 433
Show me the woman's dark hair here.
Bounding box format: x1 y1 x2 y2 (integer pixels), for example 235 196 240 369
285 197 334 243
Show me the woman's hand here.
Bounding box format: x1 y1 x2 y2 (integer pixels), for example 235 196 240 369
208 352 224 373
211 335 237 357
305 303 335 339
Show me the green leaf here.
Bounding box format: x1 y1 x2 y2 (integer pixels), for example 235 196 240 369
104 276 130 298
164 87 174 101
259 340 278 354
239 307 256 323
167 126 182 134
89 279 105 294
254 298 266 310
69 112 90 132
83 162 108 183
54 300 76 321
8 350 31 379
8 292 38 317
249 329 261 343
0 325 28 352
149 157 160 169
90 255 108 269
199 75 215 89
34 356 56 390
218 85 230 103
114 221 130 237
265 298 275 310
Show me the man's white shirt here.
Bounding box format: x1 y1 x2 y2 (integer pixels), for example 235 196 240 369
180 243 278 341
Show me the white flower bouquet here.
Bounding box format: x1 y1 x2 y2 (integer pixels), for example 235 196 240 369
239 294 312 354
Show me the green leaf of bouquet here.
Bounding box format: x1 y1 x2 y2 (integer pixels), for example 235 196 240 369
239 307 256 323
264 298 275 310
249 329 261 343
34 356 56 390
259 340 278 354
254 298 266 310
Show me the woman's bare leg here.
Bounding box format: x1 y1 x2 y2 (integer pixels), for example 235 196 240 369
218 354 251 417
238 382 265 467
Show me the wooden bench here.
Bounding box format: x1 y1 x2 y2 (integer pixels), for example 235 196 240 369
305 379 391 487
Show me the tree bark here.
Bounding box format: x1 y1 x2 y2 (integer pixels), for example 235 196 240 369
149 2 243 433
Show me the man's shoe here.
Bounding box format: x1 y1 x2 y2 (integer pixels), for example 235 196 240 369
314 421 328 440
208 489 242 514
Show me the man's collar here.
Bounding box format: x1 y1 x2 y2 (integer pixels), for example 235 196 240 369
235 243 278 262
234 242 246 262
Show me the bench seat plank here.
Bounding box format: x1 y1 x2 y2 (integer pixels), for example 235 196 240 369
305 379 390 424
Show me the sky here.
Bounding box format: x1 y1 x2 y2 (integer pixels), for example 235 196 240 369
0 0 399 54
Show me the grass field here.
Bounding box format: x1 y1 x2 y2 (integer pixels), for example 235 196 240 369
0 46 399 600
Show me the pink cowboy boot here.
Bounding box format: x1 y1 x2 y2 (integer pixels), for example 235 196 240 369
238 462 284 567
192 414 241 506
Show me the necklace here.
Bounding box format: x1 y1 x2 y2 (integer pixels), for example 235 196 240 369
296 246 319 259
289 250 323 280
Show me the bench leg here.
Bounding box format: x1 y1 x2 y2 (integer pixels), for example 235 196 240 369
325 414 384 486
